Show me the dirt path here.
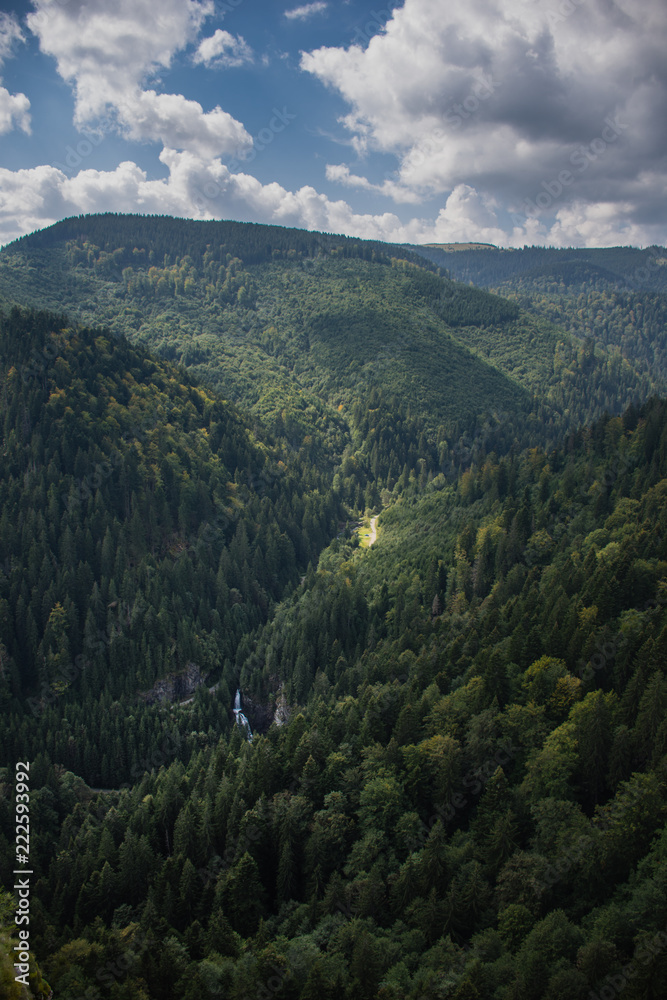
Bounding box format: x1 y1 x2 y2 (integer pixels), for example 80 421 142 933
369 515 378 546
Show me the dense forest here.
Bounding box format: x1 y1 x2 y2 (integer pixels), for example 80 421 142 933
0 218 666 1000
0 305 343 789
412 244 667 405
411 244 667 294
1 216 663 453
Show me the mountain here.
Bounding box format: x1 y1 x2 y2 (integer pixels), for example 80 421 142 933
1 216 667 1000
0 303 343 788
410 243 667 402
1 216 662 459
0 215 523 435
409 243 667 294
1 382 665 1000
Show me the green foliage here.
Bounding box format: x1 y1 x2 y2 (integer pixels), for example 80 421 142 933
1 218 667 1000
0 305 342 786
0 393 663 999
3 216 663 463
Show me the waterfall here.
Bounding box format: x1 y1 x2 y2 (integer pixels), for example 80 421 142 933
233 688 253 741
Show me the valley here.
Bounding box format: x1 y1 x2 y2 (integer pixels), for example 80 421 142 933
0 216 666 1000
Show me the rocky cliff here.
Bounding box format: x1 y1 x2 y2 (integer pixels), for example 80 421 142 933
141 662 206 705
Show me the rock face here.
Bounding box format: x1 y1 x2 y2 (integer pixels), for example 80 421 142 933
235 688 292 734
242 693 274 734
273 691 291 727
141 662 206 705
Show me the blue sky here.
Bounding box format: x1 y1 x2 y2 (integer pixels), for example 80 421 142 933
0 0 666 248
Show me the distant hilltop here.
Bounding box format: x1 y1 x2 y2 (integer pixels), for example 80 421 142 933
421 242 498 251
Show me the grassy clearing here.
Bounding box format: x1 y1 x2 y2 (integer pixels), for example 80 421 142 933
358 514 379 548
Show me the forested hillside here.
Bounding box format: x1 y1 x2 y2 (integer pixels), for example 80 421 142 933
0 215 523 438
410 244 667 294
1 217 667 1000
0 305 342 788
1 216 661 454
1 385 666 999
411 244 667 406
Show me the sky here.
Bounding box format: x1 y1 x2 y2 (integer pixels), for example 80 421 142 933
0 0 665 249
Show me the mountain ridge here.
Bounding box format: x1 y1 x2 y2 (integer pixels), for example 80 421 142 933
1 216 667 1000
0 214 659 458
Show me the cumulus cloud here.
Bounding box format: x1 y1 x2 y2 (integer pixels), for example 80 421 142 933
325 163 421 203
3 146 655 251
302 0 667 238
118 90 251 158
2 0 665 249
0 12 30 134
285 3 328 21
0 163 71 244
0 86 31 136
0 152 423 246
0 11 24 64
26 0 252 157
194 30 254 69
548 198 667 250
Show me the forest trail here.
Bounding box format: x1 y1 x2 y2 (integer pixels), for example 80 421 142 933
369 516 378 546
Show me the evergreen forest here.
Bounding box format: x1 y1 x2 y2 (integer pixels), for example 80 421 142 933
0 216 666 1000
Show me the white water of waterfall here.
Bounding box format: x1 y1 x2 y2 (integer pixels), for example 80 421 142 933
233 688 253 741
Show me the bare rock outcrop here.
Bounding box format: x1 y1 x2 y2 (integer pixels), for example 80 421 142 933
141 662 206 705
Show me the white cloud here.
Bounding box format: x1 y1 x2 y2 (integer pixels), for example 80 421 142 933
0 164 70 244
325 163 421 204
0 85 30 136
26 0 252 157
27 0 213 120
285 3 328 22
2 0 665 251
0 12 24 65
194 30 253 69
2 150 661 252
548 199 667 250
119 90 251 158
301 0 667 238
0 12 30 135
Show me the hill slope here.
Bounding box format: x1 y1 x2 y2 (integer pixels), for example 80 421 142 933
1 218 667 1000
0 216 525 433
410 243 667 403
0 215 658 459
0 304 342 787
2 392 666 1000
